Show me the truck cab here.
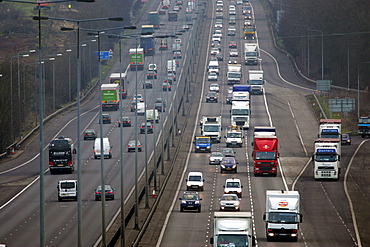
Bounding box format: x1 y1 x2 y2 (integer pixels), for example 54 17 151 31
201 116 222 143
194 136 212 153
225 125 244 147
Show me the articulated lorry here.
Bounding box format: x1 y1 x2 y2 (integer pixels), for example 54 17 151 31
129 48 144 71
313 138 341 180
231 101 250 129
263 190 302 242
248 70 264 95
252 135 279 176
227 64 242 84
225 125 244 148
101 84 119 111
254 126 276 137
140 35 155 56
210 212 255 247
358 116 370 137
109 72 128 98
201 116 222 143
244 43 258 65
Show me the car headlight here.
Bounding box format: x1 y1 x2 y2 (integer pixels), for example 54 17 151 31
207 146 211 149
221 165 225 168
195 201 200 204
232 165 237 168
181 200 187 204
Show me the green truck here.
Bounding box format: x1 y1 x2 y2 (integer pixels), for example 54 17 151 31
101 84 119 111
148 12 159 29
129 48 144 71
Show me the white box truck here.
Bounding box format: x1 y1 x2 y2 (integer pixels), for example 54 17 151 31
263 190 302 242
210 212 255 246
201 116 222 143
244 43 258 65
146 109 160 123
248 70 264 95
208 60 220 75
167 59 177 74
227 64 242 84
231 101 250 129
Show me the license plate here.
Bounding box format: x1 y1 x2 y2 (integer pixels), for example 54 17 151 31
187 205 194 207
58 164 64 167
226 168 232 170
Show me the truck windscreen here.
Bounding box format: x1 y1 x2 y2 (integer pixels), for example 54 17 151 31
268 212 298 223
255 151 276 160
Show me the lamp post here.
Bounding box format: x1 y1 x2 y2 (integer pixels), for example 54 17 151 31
66 49 72 101
308 28 324 80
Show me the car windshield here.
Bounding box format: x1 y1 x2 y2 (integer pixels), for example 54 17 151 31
212 153 223 157
226 182 240 188
255 151 276 160
183 194 198 200
189 176 202 181
196 137 210 143
227 132 242 138
222 195 237 200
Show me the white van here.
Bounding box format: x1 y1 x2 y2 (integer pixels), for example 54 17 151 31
208 60 220 75
186 172 205 191
146 109 160 123
93 137 112 159
167 60 177 74
137 102 145 115
57 180 78 201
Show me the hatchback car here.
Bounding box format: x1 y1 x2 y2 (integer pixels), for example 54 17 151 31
209 151 224 165
143 80 153 89
83 129 97 140
95 185 115 201
220 157 238 173
140 122 153 134
219 194 241 211
179 191 202 212
216 53 224 61
229 49 239 57
117 117 131 127
222 148 236 157
155 102 165 112
100 114 111 124
127 140 142 152
228 57 238 64
162 82 172 91
208 72 218 81
229 41 237 48
229 16 236 24
148 63 157 72
341 133 351 145
132 94 144 102
173 51 182 59
209 83 220 92
146 70 157 79
206 92 218 103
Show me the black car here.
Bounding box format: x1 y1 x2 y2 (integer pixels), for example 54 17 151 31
83 129 97 140
206 92 218 103
220 157 238 173
95 185 115 201
155 102 165 112
99 114 111 124
179 191 202 212
140 122 154 134
146 71 157 79
118 117 131 127
216 53 223 61
341 133 351 145
143 80 153 89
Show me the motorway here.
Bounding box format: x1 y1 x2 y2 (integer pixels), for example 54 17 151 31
0 0 368 246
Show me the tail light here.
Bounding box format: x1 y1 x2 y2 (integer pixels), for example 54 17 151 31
67 161 72 167
49 161 54 167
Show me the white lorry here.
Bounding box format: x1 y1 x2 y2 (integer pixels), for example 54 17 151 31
248 70 264 95
146 109 160 123
318 119 341 139
225 125 244 148
227 64 242 84
201 116 222 143
210 212 255 247
57 180 78 201
263 190 302 242
313 138 341 180
244 43 258 65
166 59 177 74
136 102 145 116
208 60 220 75
231 101 250 129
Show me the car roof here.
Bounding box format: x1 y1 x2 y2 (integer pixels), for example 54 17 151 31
226 178 241 182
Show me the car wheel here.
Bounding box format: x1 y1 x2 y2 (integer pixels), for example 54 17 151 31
198 207 201 213
111 196 115 200
95 197 99 201
180 207 184 212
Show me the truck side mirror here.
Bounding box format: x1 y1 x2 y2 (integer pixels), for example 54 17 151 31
251 142 254 146
338 155 341 161
210 237 214 245
251 152 254 157
73 149 77 154
312 155 314 160
241 185 243 188
203 179 205 182
299 213 303 223
223 185 225 188
251 236 256 246
185 179 188 181
263 213 266 221
224 136 226 138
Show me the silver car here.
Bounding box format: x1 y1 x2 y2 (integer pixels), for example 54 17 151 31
219 194 240 211
209 152 224 165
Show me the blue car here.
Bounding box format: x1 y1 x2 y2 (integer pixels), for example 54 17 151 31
179 191 202 212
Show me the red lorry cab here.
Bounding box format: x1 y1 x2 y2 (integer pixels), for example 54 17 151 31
252 136 278 176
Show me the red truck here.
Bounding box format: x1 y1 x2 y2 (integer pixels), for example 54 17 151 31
252 136 279 176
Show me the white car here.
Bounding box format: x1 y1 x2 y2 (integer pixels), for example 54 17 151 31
132 94 144 102
174 38 182 44
208 72 218 81
228 26 236 32
219 194 241 211
215 22 223 28
223 178 243 197
228 87 233 94
209 151 224 165
212 35 221 42
216 0 223 7
211 48 220 55
214 30 222 38
229 49 238 57
148 63 157 72
209 83 220 92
